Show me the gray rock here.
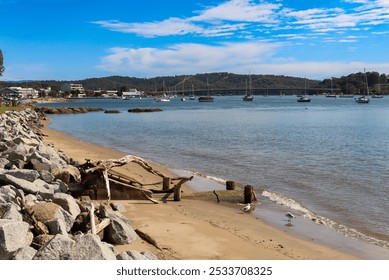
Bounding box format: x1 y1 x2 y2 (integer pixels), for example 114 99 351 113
141 251 159 260
0 169 40 182
33 179 55 200
104 213 138 245
2 203 23 221
10 246 37 260
13 136 40 147
45 218 68 236
0 158 9 168
71 233 116 260
53 193 81 220
39 170 55 183
0 219 33 260
0 185 18 204
116 250 147 260
0 173 39 194
33 234 75 260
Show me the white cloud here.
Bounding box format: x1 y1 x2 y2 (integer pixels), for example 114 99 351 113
97 42 282 76
93 0 282 38
96 42 389 79
192 0 281 23
93 0 389 40
93 18 202 38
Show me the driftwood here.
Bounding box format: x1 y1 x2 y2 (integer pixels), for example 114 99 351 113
141 191 160 204
83 155 193 201
150 176 194 194
135 228 163 250
89 202 96 235
213 190 220 203
88 218 111 234
83 155 168 201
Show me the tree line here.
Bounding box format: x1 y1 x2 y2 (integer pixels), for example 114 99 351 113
0 48 387 96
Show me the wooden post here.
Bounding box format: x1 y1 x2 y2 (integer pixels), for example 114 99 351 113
163 177 171 190
174 185 182 201
226 180 235 190
244 185 254 204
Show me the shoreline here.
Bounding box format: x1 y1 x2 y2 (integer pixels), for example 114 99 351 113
40 117 364 260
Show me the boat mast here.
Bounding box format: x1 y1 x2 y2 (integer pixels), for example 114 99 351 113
364 68 369 96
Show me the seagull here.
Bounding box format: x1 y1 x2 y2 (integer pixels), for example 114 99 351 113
241 203 251 212
285 212 295 222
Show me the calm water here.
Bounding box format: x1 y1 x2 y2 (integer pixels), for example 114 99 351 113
42 95 389 251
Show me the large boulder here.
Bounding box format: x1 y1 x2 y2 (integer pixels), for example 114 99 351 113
102 210 138 245
70 234 116 260
30 202 74 234
0 169 40 182
0 173 39 194
0 219 33 260
33 234 75 260
53 193 81 220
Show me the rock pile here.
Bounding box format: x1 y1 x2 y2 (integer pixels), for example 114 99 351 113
36 107 104 114
0 108 157 260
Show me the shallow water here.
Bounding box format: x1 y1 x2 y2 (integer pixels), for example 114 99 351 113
43 95 389 253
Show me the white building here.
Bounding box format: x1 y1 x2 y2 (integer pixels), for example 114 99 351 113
61 83 85 93
9 87 39 99
93 90 118 98
122 89 143 98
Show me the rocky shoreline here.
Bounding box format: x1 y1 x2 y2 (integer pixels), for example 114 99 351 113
0 108 157 260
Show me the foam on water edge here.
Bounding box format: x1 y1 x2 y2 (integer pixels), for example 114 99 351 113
170 167 389 257
261 190 389 249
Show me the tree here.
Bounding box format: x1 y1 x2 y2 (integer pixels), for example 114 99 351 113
0 49 4 76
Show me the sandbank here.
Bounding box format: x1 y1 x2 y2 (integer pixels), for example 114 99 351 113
40 118 359 260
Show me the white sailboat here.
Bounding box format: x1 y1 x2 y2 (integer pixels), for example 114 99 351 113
243 72 254 101
297 78 311 102
355 69 369 104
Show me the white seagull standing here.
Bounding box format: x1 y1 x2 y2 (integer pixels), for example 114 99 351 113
241 203 251 212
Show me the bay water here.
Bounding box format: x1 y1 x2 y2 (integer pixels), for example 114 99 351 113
42 95 389 257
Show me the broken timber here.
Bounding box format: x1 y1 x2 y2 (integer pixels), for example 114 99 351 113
81 155 192 201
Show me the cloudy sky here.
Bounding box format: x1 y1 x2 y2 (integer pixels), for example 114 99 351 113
1 0 388 81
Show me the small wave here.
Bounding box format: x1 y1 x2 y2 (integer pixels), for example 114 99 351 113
262 190 389 249
192 171 227 185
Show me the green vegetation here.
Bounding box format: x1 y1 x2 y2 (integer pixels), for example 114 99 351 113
0 105 22 114
2 71 388 97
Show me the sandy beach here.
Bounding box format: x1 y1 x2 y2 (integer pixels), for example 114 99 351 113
40 118 358 260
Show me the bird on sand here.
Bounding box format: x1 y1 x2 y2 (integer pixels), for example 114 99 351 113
285 212 295 222
241 203 251 212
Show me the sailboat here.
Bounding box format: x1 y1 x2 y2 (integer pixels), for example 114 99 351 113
198 78 214 102
355 70 369 103
297 78 311 102
325 78 336 98
243 72 254 101
155 80 171 102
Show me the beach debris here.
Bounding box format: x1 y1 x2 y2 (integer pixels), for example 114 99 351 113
135 228 163 251
81 155 167 201
213 190 220 203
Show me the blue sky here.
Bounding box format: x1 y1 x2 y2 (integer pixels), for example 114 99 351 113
1 0 388 81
